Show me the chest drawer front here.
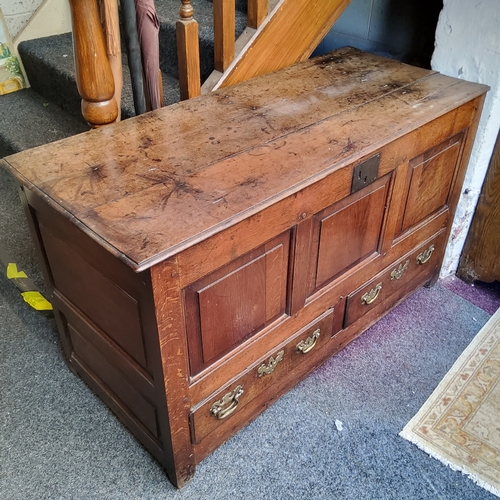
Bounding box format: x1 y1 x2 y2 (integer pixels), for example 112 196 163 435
184 231 291 376
345 230 447 327
189 308 339 444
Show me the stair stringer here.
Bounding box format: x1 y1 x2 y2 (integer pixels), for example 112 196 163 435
207 0 352 92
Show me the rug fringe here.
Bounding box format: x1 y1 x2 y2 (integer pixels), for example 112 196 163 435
399 429 500 498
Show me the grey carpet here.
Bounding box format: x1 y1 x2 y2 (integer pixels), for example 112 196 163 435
0 166 45 291
1 259 497 499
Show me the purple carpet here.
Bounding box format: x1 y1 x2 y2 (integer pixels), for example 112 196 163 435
441 276 500 315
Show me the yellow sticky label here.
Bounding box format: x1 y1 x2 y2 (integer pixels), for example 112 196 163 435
21 291 53 311
7 263 28 279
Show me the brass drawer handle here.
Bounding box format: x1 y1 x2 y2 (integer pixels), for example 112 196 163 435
296 329 320 354
391 260 409 280
258 350 284 377
210 385 244 420
361 282 382 305
416 244 435 265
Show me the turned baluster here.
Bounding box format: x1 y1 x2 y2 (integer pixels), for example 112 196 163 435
69 0 118 127
248 0 268 29
213 0 235 72
177 0 201 100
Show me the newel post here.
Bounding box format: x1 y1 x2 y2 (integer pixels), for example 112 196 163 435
68 0 118 127
176 0 201 100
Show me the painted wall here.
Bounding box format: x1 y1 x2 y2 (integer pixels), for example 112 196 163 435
315 0 442 68
13 0 71 47
0 0 44 39
432 0 500 277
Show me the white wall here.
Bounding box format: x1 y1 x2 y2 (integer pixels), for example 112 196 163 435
0 0 44 39
1 0 71 44
432 0 500 277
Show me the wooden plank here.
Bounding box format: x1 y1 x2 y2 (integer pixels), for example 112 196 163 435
458 129 500 282
213 0 235 72
150 257 195 488
77 85 485 268
5 48 433 200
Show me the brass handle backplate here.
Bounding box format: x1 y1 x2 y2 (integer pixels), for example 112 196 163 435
296 329 320 354
416 244 435 265
257 350 284 377
210 385 244 420
361 282 382 305
391 260 409 280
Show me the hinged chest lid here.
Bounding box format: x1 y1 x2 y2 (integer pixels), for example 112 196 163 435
2 47 488 271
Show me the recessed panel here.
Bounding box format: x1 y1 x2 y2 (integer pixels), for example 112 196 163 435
39 225 147 369
315 177 390 289
198 245 284 363
401 137 463 232
69 324 159 438
185 231 291 375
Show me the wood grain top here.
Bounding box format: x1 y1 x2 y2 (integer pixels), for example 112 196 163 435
2 47 488 271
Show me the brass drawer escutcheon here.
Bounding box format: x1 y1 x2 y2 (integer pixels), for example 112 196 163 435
210 385 244 420
361 282 382 305
257 350 284 377
296 329 320 354
391 260 409 280
416 244 435 265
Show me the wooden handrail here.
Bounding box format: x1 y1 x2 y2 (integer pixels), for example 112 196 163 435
68 0 118 127
213 0 235 72
176 0 201 100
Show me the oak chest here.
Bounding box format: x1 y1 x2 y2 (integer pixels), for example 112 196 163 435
2 48 488 487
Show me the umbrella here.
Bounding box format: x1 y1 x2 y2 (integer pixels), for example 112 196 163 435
135 0 162 111
121 0 147 115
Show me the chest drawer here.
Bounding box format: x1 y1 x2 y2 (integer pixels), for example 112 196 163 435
190 307 342 444
345 230 447 327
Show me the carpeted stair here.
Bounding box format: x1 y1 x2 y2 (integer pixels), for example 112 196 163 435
0 0 248 158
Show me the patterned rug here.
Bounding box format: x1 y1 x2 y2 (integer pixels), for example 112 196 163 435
400 307 500 498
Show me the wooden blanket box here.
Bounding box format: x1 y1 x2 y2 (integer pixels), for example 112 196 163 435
2 48 488 487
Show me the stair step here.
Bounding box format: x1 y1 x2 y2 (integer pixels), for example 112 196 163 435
0 88 88 158
18 33 181 123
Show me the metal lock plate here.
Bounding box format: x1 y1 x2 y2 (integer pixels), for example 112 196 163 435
351 154 380 194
